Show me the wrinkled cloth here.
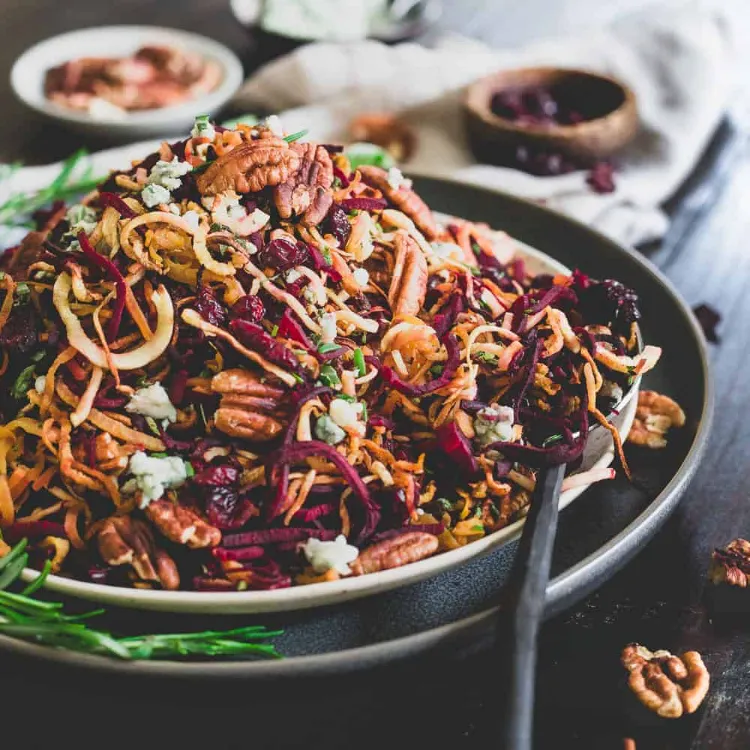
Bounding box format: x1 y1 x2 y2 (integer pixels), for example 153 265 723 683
232 0 732 246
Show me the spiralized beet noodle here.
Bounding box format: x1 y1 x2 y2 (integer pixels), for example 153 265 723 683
0 118 663 592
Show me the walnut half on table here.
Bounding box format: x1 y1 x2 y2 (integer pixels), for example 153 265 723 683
627 390 686 449
621 643 710 719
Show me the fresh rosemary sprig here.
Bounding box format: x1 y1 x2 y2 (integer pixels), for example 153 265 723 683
0 149 103 228
0 539 282 660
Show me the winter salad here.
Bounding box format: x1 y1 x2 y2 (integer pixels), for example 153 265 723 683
0 117 661 593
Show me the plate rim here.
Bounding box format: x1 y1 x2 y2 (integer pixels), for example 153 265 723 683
0 178 713 677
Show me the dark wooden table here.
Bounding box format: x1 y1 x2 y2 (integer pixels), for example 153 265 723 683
1 2 750 748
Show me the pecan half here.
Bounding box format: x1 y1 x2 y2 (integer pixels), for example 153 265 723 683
274 142 333 226
197 137 300 196
97 516 179 590
388 232 428 319
709 538 750 588
350 531 439 575
211 368 285 441
358 165 438 240
621 643 710 718
627 390 686 449
145 499 221 548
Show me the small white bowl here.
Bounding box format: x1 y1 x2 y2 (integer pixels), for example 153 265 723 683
10 26 244 140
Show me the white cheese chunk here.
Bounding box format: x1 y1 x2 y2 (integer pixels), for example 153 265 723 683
125 383 177 423
474 404 516 447
147 157 192 192
141 183 171 208
329 398 363 429
125 452 188 508
302 535 359 575
320 312 338 344
352 267 369 288
314 414 346 445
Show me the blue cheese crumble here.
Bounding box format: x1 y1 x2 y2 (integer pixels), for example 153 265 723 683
474 404 516 447
302 535 359 575
314 414 346 445
123 452 188 508
125 383 177 423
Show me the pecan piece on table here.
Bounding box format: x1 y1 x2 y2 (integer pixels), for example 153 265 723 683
621 643 710 718
350 531 439 575
388 232 428 319
709 538 750 588
627 390 686 449
97 516 179 590
145 499 221 548
357 164 438 240
274 142 334 226
196 137 300 196
211 368 285 441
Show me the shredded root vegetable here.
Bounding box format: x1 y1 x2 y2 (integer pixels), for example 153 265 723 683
70 366 103 427
181 309 297 387
53 273 174 371
0 274 16 337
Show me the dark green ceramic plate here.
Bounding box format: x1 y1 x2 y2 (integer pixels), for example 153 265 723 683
0 176 712 679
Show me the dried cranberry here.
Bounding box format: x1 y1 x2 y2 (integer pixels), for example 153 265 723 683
193 464 239 487
230 294 265 324
586 161 616 194
578 278 641 332
194 285 228 327
692 303 721 343
0 306 38 353
257 237 309 272
323 203 351 248
205 487 256 530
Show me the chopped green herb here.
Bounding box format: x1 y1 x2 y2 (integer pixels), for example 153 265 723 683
145 417 161 436
472 524 485 532
283 129 308 143
199 368 212 378
336 394 357 403
317 342 341 354
192 161 215 175
185 461 195 478
344 143 395 171
542 434 563 447
134 374 150 387
0 540 282 660
429 364 444 377
318 365 341 388
11 364 37 400
271 324 279 337
353 348 366 377
474 351 498 366
149 452 168 458
361 402 368 422
292 373 304 384
30 350 46 363
13 282 30 306
437 498 454 512
471 241 481 256
221 114 259 128
321 247 333 265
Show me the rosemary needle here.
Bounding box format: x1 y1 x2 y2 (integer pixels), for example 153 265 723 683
0 539 283 661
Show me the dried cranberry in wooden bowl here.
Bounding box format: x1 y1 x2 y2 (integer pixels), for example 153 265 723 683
463 67 638 168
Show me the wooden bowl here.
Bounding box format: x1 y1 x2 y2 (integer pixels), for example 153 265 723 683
464 67 639 166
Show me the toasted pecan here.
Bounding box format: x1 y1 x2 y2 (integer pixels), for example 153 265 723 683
197 137 300 196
